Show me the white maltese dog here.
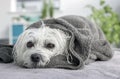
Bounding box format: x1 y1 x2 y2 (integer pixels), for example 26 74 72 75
13 22 70 68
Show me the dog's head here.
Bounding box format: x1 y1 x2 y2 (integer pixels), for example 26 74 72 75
13 26 70 68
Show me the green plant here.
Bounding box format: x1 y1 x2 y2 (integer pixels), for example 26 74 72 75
21 2 25 9
41 0 48 19
41 0 54 19
87 0 120 46
49 0 54 17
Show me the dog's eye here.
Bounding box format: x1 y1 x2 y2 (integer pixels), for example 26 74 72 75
46 43 55 49
27 41 34 48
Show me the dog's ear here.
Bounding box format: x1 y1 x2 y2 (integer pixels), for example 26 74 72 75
0 44 13 63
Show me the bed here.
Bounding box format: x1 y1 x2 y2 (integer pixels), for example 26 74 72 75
0 50 120 79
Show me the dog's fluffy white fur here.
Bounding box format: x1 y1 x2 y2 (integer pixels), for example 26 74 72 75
13 26 70 68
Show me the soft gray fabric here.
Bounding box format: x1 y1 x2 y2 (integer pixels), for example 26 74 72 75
0 50 119 79
0 44 13 63
27 15 113 69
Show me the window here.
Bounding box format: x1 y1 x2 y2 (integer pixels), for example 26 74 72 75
10 0 60 12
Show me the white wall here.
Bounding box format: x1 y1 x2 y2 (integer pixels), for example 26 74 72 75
55 0 120 17
0 0 120 39
0 0 11 39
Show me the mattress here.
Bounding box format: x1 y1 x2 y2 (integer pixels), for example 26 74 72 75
0 50 120 79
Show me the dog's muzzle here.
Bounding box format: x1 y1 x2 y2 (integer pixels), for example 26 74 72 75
30 53 42 63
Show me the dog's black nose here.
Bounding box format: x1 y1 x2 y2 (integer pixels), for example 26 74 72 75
31 53 41 62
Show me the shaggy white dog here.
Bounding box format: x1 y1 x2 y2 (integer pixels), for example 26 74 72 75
13 24 70 68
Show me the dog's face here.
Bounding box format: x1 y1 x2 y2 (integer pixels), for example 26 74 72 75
13 26 70 68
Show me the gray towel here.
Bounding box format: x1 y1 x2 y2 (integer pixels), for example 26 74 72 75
0 15 113 70
27 15 113 69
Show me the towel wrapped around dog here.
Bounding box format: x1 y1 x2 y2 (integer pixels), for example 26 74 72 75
0 15 113 70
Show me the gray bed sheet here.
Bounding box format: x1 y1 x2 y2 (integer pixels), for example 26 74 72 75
0 51 120 79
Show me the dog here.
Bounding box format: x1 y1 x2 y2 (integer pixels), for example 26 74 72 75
12 15 113 69
13 24 70 68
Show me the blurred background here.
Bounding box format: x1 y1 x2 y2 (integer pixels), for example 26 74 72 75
0 0 120 48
